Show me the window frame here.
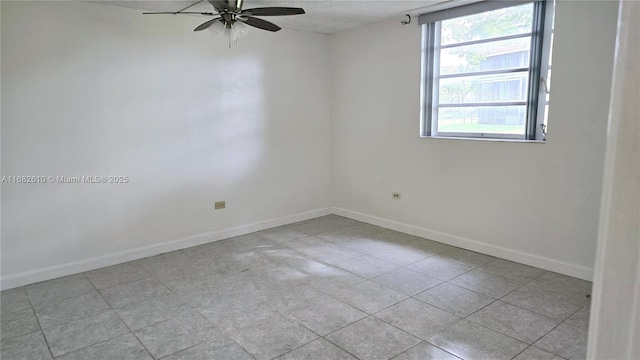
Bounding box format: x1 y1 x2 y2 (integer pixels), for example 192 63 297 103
420 0 550 141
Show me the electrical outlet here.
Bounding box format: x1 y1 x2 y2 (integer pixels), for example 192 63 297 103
214 201 226 210
392 192 401 199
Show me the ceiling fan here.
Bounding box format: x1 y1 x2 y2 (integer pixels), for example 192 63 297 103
143 0 305 45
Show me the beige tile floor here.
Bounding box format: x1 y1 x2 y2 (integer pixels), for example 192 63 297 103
0 215 592 360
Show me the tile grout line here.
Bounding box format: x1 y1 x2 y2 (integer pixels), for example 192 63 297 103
22 286 56 360
367 294 494 360
34 278 132 358
0 307 37 342
318 336 362 360
369 299 463 344
87 276 158 360
319 316 387 360
195 311 259 360
425 276 543 348
451 293 553 349
524 306 589 359
388 340 462 360
465 270 583 328
508 345 531 360
332 314 423 358
409 281 498 318
263 319 325 360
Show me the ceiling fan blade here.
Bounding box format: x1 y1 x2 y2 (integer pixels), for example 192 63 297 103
194 17 223 31
239 16 281 32
208 0 230 11
241 7 305 16
143 11 216 15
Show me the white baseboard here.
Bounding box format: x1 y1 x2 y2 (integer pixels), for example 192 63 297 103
0 208 332 290
333 207 594 281
1 205 593 290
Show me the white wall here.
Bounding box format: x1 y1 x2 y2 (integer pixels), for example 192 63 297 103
329 0 619 280
1 1 332 288
0 0 621 289
588 0 640 357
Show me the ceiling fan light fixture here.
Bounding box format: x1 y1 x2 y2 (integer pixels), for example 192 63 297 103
209 20 249 46
232 21 249 39
208 20 226 36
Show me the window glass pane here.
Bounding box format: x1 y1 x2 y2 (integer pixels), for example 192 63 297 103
439 72 529 104
440 37 531 75
440 3 533 46
437 106 526 135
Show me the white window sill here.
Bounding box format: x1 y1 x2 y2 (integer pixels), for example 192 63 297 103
420 135 546 143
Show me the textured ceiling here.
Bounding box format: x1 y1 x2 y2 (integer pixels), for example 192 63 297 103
91 0 460 34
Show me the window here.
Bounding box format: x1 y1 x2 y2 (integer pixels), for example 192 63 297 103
420 0 553 141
